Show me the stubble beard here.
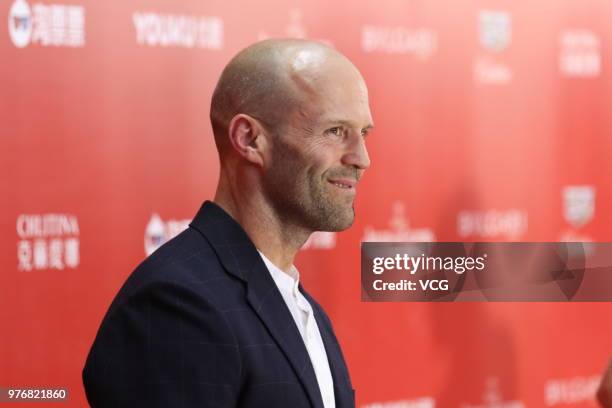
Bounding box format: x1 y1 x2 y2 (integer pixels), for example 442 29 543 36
306 174 355 231
265 167 356 233
264 147 356 233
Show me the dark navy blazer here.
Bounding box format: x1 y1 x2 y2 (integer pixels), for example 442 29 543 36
83 201 355 407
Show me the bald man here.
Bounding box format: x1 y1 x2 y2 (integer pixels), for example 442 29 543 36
83 39 372 408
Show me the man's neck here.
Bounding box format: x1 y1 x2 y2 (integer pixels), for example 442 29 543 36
213 179 311 274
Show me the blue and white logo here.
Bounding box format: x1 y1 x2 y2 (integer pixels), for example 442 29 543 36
8 0 32 48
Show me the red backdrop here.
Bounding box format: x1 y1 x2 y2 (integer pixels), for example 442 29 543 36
1 0 611 406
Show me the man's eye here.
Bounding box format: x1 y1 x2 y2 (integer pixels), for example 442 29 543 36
327 127 342 136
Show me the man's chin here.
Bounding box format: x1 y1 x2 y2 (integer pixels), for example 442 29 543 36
328 220 354 232
318 207 355 232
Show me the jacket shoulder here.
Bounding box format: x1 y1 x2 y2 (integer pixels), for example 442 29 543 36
108 226 240 318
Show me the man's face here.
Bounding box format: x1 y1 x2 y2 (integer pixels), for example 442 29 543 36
263 59 373 232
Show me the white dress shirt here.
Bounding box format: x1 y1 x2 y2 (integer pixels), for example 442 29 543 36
258 251 336 408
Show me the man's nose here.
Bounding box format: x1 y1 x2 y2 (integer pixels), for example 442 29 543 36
341 132 371 170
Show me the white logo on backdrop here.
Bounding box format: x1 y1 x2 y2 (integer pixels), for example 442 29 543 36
479 10 511 52
144 213 190 256
474 10 512 85
559 30 601 78
363 201 435 242
257 9 332 46
361 25 438 59
462 377 524 408
16 214 80 271
544 375 601 406
8 0 85 48
133 12 223 49
562 185 595 228
457 209 528 240
8 0 32 47
559 185 595 241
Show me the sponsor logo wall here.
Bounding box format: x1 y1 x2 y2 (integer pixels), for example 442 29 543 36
1 0 611 407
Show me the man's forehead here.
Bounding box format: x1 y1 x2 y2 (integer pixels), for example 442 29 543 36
286 102 373 130
290 69 368 102
289 77 372 127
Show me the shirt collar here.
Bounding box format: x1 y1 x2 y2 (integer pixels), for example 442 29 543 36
257 250 300 295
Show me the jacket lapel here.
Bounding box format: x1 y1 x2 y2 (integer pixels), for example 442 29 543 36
190 201 325 408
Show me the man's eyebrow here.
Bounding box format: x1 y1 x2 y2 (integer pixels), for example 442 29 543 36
323 119 374 130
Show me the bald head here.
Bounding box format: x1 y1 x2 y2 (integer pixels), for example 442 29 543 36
210 39 364 155
211 39 373 237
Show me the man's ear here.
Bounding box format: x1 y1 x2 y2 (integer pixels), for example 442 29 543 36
227 114 266 167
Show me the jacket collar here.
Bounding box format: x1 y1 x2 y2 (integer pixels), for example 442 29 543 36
189 201 326 408
189 200 259 282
